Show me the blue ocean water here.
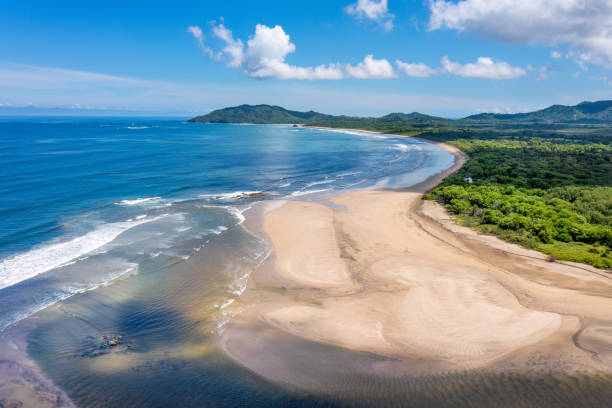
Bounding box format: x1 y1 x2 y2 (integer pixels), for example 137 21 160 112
0 117 453 329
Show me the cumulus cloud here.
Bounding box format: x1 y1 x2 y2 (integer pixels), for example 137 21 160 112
190 20 526 81
345 0 394 32
440 56 526 79
428 0 612 68
395 61 437 77
190 21 395 80
241 24 344 80
550 50 563 59
345 55 397 78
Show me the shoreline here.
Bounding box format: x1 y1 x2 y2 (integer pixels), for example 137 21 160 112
301 124 468 193
221 128 612 389
2 125 610 406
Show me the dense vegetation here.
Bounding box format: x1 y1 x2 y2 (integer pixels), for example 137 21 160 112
189 103 612 269
464 100 612 124
419 129 612 269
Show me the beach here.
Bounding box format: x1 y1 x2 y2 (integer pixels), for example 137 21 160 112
1 122 611 407
222 134 612 390
0 121 463 407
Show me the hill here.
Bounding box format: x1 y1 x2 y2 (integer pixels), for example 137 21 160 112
187 104 330 124
188 105 451 127
463 100 612 124
189 100 612 126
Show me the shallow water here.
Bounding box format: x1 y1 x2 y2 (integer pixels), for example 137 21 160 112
1 118 473 407
0 119 452 330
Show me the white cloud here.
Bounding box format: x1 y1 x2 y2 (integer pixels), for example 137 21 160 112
187 25 203 42
192 22 396 80
441 56 526 79
187 25 215 58
345 55 397 78
537 66 549 81
190 21 525 81
428 0 612 68
211 22 245 67
345 0 394 32
395 60 437 77
550 50 562 59
243 24 344 80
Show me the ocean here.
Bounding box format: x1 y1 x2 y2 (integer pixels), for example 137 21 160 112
0 118 452 330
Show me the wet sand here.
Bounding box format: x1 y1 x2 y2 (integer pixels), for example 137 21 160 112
0 326 75 408
222 136 612 392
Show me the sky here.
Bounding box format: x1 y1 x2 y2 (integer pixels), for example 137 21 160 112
1 0 612 118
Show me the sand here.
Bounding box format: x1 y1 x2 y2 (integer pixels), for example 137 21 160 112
222 136 612 379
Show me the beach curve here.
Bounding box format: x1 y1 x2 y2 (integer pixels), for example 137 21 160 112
221 132 612 386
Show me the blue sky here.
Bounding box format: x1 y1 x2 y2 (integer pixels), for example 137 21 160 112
1 0 611 117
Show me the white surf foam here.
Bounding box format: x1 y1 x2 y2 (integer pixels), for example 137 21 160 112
337 170 363 177
207 225 229 235
0 263 139 329
289 188 333 197
0 216 165 291
116 197 160 206
226 206 251 224
392 143 421 152
304 179 335 188
200 191 262 200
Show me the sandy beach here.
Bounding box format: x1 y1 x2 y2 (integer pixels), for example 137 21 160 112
222 133 612 386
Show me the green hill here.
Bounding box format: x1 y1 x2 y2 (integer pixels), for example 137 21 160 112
189 100 612 126
187 104 329 124
463 100 612 124
188 105 450 127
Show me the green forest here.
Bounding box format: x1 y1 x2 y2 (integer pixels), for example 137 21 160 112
419 128 612 269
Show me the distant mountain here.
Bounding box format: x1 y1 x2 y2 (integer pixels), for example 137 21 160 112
189 105 452 127
377 112 452 126
187 104 331 124
463 100 612 124
189 100 612 126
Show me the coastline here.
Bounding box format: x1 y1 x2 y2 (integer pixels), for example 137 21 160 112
221 128 612 389
2 124 610 406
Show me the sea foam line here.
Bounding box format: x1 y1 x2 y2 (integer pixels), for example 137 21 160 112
199 191 262 200
0 263 139 329
289 188 333 197
0 215 166 291
116 196 160 206
304 179 335 188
